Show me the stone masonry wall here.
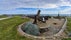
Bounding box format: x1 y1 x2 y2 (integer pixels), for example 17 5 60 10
17 18 67 40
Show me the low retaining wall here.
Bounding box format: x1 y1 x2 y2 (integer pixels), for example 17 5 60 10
17 18 67 40
54 18 67 36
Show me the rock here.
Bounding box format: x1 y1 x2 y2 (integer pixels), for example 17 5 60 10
21 22 40 36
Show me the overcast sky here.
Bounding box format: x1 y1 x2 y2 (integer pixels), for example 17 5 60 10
0 0 71 14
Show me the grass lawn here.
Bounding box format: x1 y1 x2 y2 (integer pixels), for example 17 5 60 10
0 16 32 40
66 17 71 32
62 38 71 40
62 17 71 40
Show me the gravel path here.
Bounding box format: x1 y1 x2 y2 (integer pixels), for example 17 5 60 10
30 18 65 36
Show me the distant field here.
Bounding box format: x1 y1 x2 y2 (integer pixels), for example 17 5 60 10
62 17 71 40
0 15 8 18
0 16 32 40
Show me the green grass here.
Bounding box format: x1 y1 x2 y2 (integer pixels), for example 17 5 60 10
62 38 71 40
66 18 71 32
62 17 71 40
0 15 7 18
0 16 32 40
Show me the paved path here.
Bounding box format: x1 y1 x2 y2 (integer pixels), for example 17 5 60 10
0 17 12 20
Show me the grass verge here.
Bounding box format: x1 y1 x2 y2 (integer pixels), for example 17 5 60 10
62 17 71 40
0 16 32 40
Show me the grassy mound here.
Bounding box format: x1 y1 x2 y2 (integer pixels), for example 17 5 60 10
0 16 32 40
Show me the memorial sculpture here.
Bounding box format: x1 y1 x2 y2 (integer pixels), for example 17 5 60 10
33 10 46 24
17 9 67 40
21 10 46 36
21 9 66 36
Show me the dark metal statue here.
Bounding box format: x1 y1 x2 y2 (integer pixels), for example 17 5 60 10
57 13 61 19
33 10 46 24
33 10 40 24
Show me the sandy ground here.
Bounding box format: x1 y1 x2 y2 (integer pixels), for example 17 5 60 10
30 18 65 36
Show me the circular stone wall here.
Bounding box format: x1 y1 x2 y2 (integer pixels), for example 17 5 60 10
17 23 57 40
17 18 67 40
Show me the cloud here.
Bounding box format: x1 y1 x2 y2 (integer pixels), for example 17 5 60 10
60 6 71 14
58 0 71 6
41 4 58 8
16 0 61 8
0 0 71 14
0 0 71 10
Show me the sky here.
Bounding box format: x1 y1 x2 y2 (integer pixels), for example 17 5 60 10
0 0 71 15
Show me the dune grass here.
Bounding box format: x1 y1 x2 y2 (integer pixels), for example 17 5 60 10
0 16 32 40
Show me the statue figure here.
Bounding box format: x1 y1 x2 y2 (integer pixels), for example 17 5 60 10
33 10 46 24
57 13 61 20
21 10 46 36
33 10 40 24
